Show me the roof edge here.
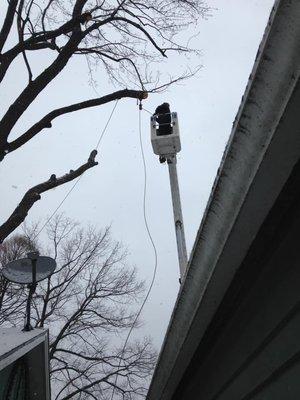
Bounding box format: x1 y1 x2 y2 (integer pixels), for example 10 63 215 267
147 1 300 399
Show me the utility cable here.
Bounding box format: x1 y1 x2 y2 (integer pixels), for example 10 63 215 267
110 105 158 400
31 100 119 240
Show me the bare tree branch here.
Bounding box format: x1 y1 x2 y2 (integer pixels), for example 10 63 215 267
0 0 210 249
112 16 167 58
0 32 83 150
0 151 98 243
17 0 33 83
0 218 156 398
6 89 147 155
0 11 117 84
0 0 18 53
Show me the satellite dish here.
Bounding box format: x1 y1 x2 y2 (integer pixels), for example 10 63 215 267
2 256 56 284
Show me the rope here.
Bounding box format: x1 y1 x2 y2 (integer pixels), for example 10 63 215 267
142 106 153 115
110 105 158 399
95 100 119 150
31 100 119 240
32 177 82 240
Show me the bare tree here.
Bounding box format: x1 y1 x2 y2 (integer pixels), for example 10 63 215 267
0 234 37 324
0 0 210 242
0 215 157 399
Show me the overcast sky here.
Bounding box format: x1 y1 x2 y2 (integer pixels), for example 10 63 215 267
0 0 274 349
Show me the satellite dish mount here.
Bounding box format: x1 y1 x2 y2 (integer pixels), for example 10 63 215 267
2 251 56 332
23 252 38 332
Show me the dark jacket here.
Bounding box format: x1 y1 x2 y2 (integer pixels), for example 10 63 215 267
155 103 172 136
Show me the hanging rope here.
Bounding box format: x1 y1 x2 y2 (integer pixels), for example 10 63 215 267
95 100 119 150
141 106 153 115
110 102 158 399
31 100 119 240
25 98 158 399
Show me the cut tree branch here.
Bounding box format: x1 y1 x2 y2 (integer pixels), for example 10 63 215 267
7 89 147 155
0 150 98 243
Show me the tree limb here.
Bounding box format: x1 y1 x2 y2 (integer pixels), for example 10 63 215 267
0 32 83 151
0 12 129 154
0 12 113 84
0 0 18 53
6 89 147 155
59 368 128 400
0 150 98 243
112 16 167 58
1 12 88 60
17 0 33 83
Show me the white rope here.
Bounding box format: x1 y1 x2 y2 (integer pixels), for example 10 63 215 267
31 100 119 240
110 105 158 399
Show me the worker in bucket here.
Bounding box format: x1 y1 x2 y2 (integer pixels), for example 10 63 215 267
154 103 173 136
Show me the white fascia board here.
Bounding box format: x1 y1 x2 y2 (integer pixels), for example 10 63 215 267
147 1 300 399
0 328 48 371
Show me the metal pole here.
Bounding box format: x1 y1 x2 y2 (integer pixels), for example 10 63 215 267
167 154 188 279
23 252 39 332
